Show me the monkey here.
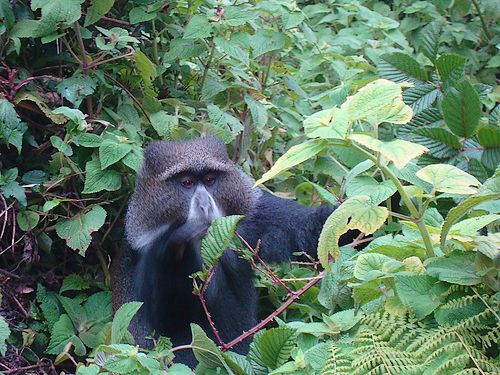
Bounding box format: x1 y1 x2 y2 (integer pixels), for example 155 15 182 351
111 136 358 367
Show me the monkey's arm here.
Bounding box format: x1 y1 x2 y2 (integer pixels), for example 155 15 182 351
237 190 358 263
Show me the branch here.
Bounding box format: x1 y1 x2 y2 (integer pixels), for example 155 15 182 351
222 271 325 351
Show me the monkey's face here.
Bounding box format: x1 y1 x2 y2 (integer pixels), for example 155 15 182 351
173 170 224 225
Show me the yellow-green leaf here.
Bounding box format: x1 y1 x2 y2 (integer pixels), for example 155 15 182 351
344 79 413 127
254 140 326 186
416 164 480 194
350 134 428 169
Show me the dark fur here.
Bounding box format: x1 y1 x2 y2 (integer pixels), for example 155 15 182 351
111 136 359 367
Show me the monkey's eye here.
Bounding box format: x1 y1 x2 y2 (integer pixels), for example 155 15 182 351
203 174 217 187
179 177 194 189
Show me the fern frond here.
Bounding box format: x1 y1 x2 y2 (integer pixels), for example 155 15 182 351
321 345 352 375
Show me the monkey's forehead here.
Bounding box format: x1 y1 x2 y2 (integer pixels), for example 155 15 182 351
157 158 233 180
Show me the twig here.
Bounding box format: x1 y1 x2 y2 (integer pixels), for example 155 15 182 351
471 0 492 41
222 271 325 351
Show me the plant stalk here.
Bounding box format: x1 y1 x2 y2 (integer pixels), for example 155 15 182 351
351 143 436 257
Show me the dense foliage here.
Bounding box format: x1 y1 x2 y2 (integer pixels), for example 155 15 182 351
0 0 498 374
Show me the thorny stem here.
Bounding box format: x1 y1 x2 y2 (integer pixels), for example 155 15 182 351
350 143 436 258
222 272 325 351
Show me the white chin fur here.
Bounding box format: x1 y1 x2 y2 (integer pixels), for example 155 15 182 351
129 223 170 251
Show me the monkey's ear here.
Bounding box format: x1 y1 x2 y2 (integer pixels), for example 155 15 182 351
143 140 170 176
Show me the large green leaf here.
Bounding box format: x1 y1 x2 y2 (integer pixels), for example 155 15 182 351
380 52 429 82
303 108 349 139
150 111 178 138
416 164 480 194
190 324 233 372
346 176 397 205
111 302 143 344
83 160 122 194
395 275 444 319
317 195 388 269
201 215 243 269
206 104 243 143
250 29 285 58
55 206 107 255
345 79 413 127
435 54 466 91
403 83 439 114
350 134 428 169
411 127 460 159
441 78 481 138
254 140 327 186
417 22 441 62
183 14 212 39
426 253 481 285
353 253 403 281
248 328 297 371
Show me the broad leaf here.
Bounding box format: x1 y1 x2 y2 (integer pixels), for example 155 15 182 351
303 108 349 139
416 164 480 194
350 134 428 169
254 140 327 186
248 328 297 371
380 53 429 82
83 160 122 194
0 315 10 356
345 79 413 127
55 206 107 255
183 14 212 39
111 302 143 344
441 78 481 138
201 215 243 269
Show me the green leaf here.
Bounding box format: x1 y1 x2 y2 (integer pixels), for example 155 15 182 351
435 54 466 91
318 196 388 270
190 324 232 371
129 6 157 24
250 29 285 58
56 75 96 107
37 284 61 331
16 210 40 231
351 134 428 169
416 164 480 194
150 111 178 138
442 78 481 138
395 275 444 319
403 83 439 114
411 127 460 159
303 108 349 139
215 37 249 67
244 95 268 130
222 6 255 26
83 159 122 194
111 302 143 344
50 135 73 156
60 274 91 293
478 126 500 170
346 176 397 205
47 314 86 356
254 140 327 186
380 53 429 82
183 14 212 39
417 22 441 62
55 206 107 255
354 253 404 281
201 215 243 269
345 79 413 127
0 314 10 356
1 181 27 206
53 107 88 130
426 253 481 285
73 133 102 148
84 0 114 26
248 328 297 370
440 193 500 249
99 139 132 169
0 98 27 153
164 39 206 61
133 50 156 86
206 104 243 143
450 214 499 236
